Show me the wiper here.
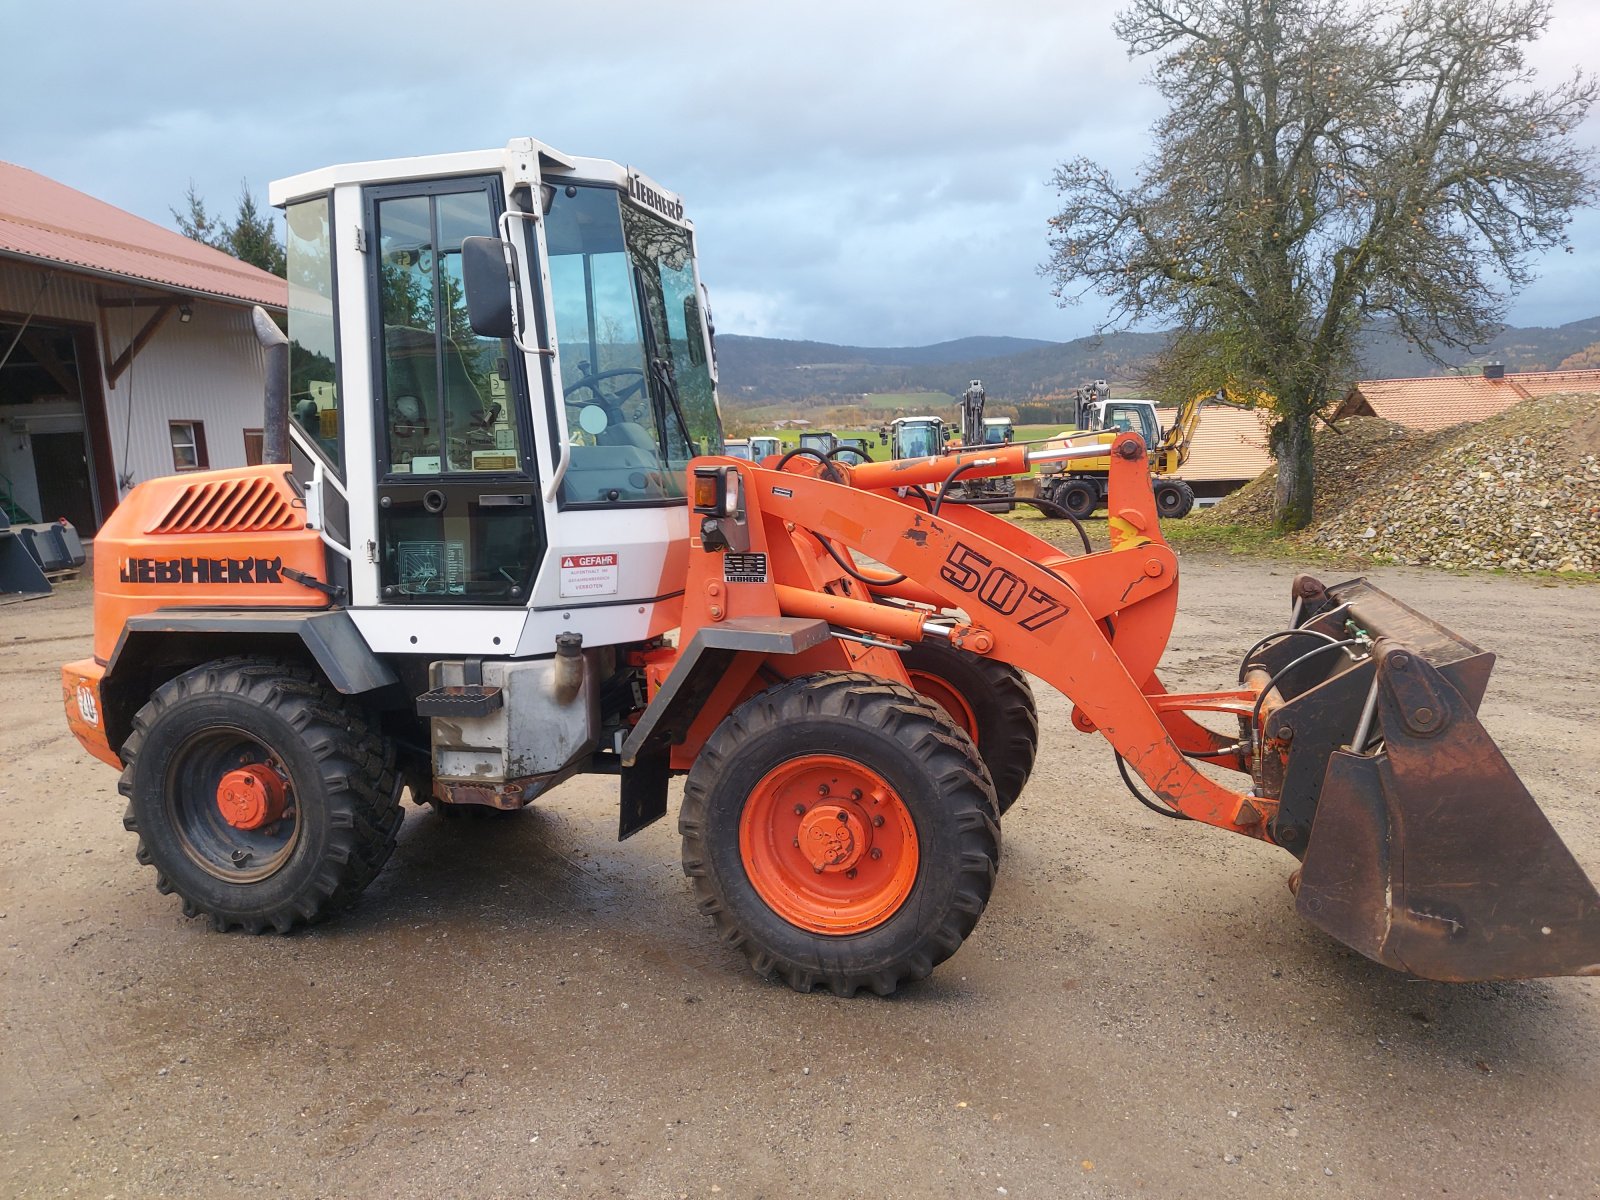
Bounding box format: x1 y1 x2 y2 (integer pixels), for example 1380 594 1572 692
632 266 697 457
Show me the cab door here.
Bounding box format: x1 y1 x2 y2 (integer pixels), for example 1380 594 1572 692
363 177 545 604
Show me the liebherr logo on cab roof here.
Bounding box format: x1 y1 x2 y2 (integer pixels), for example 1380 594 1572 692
627 172 685 223
119 556 285 585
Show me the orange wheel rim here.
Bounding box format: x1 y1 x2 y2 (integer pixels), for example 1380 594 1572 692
907 670 980 746
739 754 919 935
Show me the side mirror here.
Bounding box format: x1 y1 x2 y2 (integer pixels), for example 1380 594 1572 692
461 236 516 339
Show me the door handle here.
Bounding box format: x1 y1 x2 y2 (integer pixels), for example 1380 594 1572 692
478 493 533 507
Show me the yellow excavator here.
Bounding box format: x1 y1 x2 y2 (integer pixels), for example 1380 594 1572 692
1036 382 1250 519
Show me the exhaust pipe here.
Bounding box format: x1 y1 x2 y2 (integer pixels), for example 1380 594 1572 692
252 306 289 465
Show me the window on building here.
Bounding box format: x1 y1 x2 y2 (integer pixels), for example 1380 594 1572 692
170 421 209 472
243 429 264 466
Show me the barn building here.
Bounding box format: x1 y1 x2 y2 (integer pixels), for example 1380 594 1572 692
0 162 287 536
1330 366 1600 431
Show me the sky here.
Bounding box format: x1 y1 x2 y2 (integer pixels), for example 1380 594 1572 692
7 0 1598 348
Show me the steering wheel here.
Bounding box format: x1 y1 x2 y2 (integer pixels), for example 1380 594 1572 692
565 368 646 408
563 368 649 443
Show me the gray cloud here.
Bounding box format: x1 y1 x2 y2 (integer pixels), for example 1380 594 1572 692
9 0 1596 345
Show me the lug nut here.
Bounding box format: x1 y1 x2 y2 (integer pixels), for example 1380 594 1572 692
794 804 806 816
869 847 883 860
793 838 801 848
845 868 857 879
837 811 848 823
817 784 830 796
813 864 825 874
872 815 884 828
850 789 863 801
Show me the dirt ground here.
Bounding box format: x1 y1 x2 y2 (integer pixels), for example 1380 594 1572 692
3 557 1597 1199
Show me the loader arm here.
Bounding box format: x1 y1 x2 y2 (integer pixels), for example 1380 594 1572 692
669 432 1600 982
675 433 1272 838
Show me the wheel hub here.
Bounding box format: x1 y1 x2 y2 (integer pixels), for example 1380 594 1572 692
798 805 864 871
216 764 288 831
739 754 919 935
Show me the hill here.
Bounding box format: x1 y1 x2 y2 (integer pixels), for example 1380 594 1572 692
715 317 1600 415
716 329 1169 405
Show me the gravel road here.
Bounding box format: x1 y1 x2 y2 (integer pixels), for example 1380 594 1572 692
3 558 1596 1199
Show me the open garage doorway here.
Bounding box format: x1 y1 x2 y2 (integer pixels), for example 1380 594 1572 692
0 318 115 535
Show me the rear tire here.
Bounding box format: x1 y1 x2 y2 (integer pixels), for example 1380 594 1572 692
901 640 1038 814
680 672 1000 996
1052 478 1099 520
1153 478 1196 518
119 659 401 933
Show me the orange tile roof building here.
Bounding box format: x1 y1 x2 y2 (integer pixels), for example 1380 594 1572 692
1177 404 1275 492
1331 367 1600 432
0 163 286 533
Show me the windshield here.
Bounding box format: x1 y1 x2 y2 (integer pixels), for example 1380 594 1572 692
983 423 1009 445
896 422 941 459
544 182 722 505
1105 403 1158 444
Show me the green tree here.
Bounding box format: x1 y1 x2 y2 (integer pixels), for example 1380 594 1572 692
173 180 286 277
1042 0 1597 528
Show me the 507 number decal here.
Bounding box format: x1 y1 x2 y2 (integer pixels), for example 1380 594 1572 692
939 543 1070 631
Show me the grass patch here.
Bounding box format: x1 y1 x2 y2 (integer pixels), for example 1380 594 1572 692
1158 520 1314 559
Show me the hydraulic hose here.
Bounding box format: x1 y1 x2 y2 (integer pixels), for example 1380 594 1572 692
1115 752 1191 820
1248 638 1367 733
775 445 845 483
1236 627 1340 682
810 531 908 586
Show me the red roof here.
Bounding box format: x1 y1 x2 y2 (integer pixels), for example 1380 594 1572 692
0 162 286 309
1333 369 1600 432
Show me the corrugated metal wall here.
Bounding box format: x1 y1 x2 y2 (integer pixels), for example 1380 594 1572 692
1 258 268 503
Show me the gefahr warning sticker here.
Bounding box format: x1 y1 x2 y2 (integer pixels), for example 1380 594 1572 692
559 552 619 597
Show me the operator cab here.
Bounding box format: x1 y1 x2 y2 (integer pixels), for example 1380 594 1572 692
981 418 1014 446
890 417 944 460
271 138 723 656
1096 402 1160 446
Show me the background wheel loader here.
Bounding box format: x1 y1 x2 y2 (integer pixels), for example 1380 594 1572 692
62 139 1600 995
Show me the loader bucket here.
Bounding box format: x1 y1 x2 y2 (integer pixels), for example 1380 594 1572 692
1253 578 1600 982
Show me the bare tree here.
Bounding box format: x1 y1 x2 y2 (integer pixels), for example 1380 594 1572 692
1042 0 1597 528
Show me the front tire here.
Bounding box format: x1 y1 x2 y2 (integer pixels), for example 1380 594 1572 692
119 659 401 932
901 640 1038 814
680 673 1000 996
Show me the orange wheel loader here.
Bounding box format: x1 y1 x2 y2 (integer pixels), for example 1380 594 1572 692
62 140 1600 995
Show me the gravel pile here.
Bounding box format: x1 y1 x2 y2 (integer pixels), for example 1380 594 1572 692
1201 393 1600 574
